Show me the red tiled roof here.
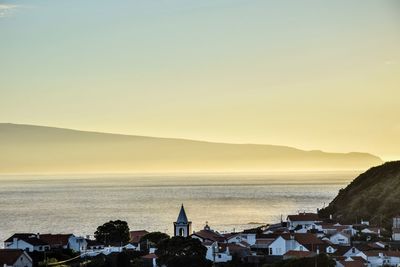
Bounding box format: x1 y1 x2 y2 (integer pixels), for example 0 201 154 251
40 234 72 248
283 250 315 258
142 253 157 259
191 230 226 242
350 256 367 263
0 249 26 265
4 233 36 243
338 260 365 267
223 233 239 240
129 230 149 243
5 234 49 246
287 213 320 222
385 251 400 257
281 233 324 245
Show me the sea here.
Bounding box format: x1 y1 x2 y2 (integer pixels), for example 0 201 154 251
0 171 358 244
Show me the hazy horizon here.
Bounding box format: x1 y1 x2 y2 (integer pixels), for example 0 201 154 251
0 123 383 174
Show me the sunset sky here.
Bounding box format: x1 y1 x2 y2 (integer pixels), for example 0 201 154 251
0 0 399 160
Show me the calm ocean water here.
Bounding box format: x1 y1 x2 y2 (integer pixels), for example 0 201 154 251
0 172 357 244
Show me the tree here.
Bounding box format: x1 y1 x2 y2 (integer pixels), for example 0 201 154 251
156 236 212 267
140 232 170 250
94 220 130 246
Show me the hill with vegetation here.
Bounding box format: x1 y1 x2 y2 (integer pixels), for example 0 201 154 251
0 123 382 173
319 161 400 229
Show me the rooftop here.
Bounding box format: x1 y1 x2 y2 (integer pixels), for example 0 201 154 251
0 249 28 265
287 213 320 222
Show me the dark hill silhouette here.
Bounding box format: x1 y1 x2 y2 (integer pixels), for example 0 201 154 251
319 161 400 229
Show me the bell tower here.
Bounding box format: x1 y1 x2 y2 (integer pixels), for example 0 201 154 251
174 204 192 237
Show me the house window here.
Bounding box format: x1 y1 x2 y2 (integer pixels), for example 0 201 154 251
352 248 356 253
179 228 184 236
300 246 303 251
269 248 272 255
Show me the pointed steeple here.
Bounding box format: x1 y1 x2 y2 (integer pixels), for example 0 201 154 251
176 204 188 224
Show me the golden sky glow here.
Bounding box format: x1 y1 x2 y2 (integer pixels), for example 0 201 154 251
0 0 399 160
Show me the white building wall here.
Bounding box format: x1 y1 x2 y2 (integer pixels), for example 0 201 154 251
268 237 286 256
392 232 400 241
242 233 256 246
205 245 232 263
5 240 34 252
68 235 87 252
12 253 32 267
344 247 361 257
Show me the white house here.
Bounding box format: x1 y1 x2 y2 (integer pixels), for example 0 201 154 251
191 225 226 243
268 236 307 256
0 249 33 267
268 233 325 256
226 232 256 246
343 246 363 257
286 213 321 230
314 223 356 237
204 241 232 263
68 235 87 252
40 234 87 252
361 228 381 237
357 251 400 267
335 257 367 267
329 232 350 246
4 234 50 252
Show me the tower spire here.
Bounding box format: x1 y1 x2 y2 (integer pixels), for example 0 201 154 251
176 204 188 224
174 204 192 237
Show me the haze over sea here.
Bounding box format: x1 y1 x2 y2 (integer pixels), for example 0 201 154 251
0 171 357 243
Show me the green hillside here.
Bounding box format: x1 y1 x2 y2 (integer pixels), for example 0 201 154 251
319 161 400 229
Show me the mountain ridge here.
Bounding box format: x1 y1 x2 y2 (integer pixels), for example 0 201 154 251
0 123 383 173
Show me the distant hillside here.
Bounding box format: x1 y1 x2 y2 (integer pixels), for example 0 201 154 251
319 161 400 228
0 123 382 173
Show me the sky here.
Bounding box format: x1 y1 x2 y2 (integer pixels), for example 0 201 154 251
0 0 399 160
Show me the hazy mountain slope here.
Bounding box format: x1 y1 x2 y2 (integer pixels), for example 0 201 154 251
0 123 382 173
319 161 400 228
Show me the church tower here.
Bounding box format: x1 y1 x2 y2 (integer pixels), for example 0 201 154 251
174 204 192 237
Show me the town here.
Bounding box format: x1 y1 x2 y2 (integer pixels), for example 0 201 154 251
1 205 400 267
